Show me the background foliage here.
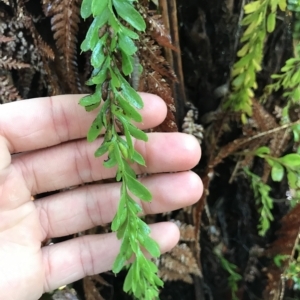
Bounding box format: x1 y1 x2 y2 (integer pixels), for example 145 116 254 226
2 0 300 299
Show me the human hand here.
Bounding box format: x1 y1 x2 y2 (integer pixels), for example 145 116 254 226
0 93 202 299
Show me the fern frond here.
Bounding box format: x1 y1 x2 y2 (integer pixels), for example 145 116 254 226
0 55 30 69
0 75 21 103
42 0 81 93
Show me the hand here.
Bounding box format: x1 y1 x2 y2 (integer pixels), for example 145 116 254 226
0 93 202 299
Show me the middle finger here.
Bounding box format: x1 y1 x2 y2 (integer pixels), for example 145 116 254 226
35 171 202 239
13 132 200 195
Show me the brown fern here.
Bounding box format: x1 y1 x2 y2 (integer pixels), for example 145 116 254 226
159 242 201 284
0 55 30 69
158 221 201 284
263 203 300 299
0 35 14 43
136 0 178 132
0 75 21 103
42 0 81 93
83 275 111 300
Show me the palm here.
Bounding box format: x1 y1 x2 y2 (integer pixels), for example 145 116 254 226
0 94 202 300
0 166 44 299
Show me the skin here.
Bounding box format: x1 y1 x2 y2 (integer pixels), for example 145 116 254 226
0 93 203 300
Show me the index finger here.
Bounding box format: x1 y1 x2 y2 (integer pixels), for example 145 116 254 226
0 93 167 153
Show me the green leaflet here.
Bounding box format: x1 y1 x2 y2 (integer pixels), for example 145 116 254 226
287 171 298 189
118 119 134 157
271 162 284 182
280 153 300 167
121 50 134 75
90 57 111 85
103 154 117 168
126 174 152 201
81 0 92 19
123 264 135 292
139 236 160 258
91 0 109 16
136 218 151 235
112 252 127 273
95 141 109 157
132 150 146 166
79 90 100 107
91 35 107 68
118 32 137 55
87 114 103 142
81 11 110 51
112 0 146 31
111 194 127 231
116 94 143 122
128 123 148 141
267 12 276 33
123 160 137 178
120 79 144 109
120 25 139 39
255 146 271 156
127 197 143 214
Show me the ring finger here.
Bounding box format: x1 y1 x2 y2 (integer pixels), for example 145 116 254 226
35 171 202 240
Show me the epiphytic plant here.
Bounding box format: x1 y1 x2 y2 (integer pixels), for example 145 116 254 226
79 1 163 299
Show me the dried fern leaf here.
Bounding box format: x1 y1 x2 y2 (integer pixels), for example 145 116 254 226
83 275 110 300
17 68 35 98
148 14 178 51
36 35 55 61
263 203 300 299
0 75 21 103
159 243 201 284
0 55 30 69
0 35 14 43
173 220 197 242
42 0 81 93
137 1 178 132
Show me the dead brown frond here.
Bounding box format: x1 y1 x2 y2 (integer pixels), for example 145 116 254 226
158 221 201 284
147 13 178 52
159 243 201 284
0 35 14 43
0 55 30 69
210 100 291 170
263 203 300 299
182 102 204 144
83 275 111 300
136 0 178 133
42 0 82 93
0 75 21 102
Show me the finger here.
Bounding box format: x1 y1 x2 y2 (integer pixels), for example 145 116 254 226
0 136 11 171
0 136 32 211
14 133 201 195
42 222 179 292
0 93 167 153
36 171 202 239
